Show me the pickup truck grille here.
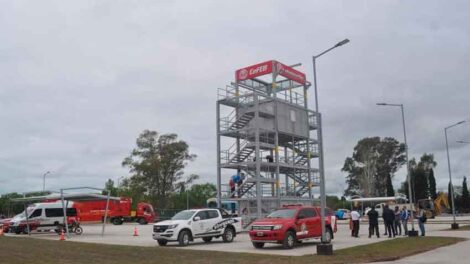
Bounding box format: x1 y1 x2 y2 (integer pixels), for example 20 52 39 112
252 225 273 231
153 225 169 233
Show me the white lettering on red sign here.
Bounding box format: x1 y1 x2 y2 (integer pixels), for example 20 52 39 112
275 61 306 84
249 65 268 75
235 61 274 81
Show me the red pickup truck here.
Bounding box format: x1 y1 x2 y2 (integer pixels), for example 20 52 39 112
249 205 337 249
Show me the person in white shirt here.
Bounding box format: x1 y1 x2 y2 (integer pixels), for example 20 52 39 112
350 209 361 237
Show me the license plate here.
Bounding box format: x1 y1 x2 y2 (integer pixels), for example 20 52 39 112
257 232 264 237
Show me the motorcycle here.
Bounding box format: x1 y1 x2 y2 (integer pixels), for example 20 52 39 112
55 219 83 235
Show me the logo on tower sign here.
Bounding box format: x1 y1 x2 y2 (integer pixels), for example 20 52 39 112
238 69 248 80
235 61 273 81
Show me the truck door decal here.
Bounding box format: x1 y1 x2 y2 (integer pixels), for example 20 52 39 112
296 223 308 236
212 218 239 231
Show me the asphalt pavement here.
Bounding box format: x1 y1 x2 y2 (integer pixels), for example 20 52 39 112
5 216 470 258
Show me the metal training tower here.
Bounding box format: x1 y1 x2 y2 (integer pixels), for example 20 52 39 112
216 60 320 226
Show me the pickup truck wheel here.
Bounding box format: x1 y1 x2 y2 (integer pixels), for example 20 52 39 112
222 227 234 243
14 228 21 235
22 226 30 234
178 230 190 247
282 231 296 249
157 239 168 246
202 237 213 243
111 218 123 225
252 242 265 248
325 228 332 243
138 218 147 225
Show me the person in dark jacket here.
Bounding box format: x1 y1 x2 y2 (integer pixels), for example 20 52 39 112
383 205 396 238
367 207 380 238
394 206 402 236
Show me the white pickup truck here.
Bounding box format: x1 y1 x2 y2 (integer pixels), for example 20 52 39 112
152 208 241 246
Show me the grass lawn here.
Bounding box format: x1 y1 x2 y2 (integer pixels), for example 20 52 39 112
0 236 464 264
446 225 470 231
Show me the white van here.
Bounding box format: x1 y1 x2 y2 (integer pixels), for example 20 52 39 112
9 202 78 234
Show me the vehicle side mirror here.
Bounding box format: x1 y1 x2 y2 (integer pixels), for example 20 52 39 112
194 216 201 221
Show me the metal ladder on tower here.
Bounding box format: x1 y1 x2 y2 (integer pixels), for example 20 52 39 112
229 112 255 130
229 141 255 163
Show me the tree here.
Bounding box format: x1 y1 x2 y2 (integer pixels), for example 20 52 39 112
169 183 216 209
343 157 361 196
411 160 428 201
342 137 405 197
122 130 196 208
386 174 395 196
448 182 454 212
401 153 437 201
420 153 437 199
0 191 52 217
428 169 437 200
462 176 470 210
102 179 119 197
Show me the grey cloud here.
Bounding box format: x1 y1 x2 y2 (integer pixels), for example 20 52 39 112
1 0 469 197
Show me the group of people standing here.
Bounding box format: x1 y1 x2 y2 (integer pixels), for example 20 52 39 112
380 205 410 238
351 204 426 238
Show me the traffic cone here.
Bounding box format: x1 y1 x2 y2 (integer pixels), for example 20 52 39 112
133 227 139 236
59 230 65 241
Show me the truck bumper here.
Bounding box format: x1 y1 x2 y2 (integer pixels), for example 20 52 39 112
152 231 178 241
249 230 283 242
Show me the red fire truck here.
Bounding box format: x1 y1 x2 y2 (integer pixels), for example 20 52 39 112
73 197 156 225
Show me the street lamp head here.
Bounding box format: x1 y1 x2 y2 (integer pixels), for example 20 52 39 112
457 120 466 125
376 103 387 106
335 39 350 47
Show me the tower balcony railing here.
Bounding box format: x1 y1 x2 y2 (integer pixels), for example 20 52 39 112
218 83 307 108
221 182 308 199
276 89 305 107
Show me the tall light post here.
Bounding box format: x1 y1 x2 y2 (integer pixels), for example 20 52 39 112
376 103 418 236
312 38 350 254
445 120 466 229
42 171 50 192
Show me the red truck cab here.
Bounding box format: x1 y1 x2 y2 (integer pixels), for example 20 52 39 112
248 205 337 249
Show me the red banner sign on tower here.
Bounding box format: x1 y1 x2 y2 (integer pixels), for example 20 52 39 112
274 61 306 84
235 60 306 85
235 60 274 81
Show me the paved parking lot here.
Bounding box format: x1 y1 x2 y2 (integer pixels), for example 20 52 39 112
6 216 470 257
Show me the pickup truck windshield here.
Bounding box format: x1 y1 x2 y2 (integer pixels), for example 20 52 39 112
171 210 196 220
267 209 297 218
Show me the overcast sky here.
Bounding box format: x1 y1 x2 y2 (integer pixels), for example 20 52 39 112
1 0 469 197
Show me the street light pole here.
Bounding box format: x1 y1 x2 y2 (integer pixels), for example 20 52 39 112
42 171 50 192
445 120 466 229
376 103 417 236
312 38 349 255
